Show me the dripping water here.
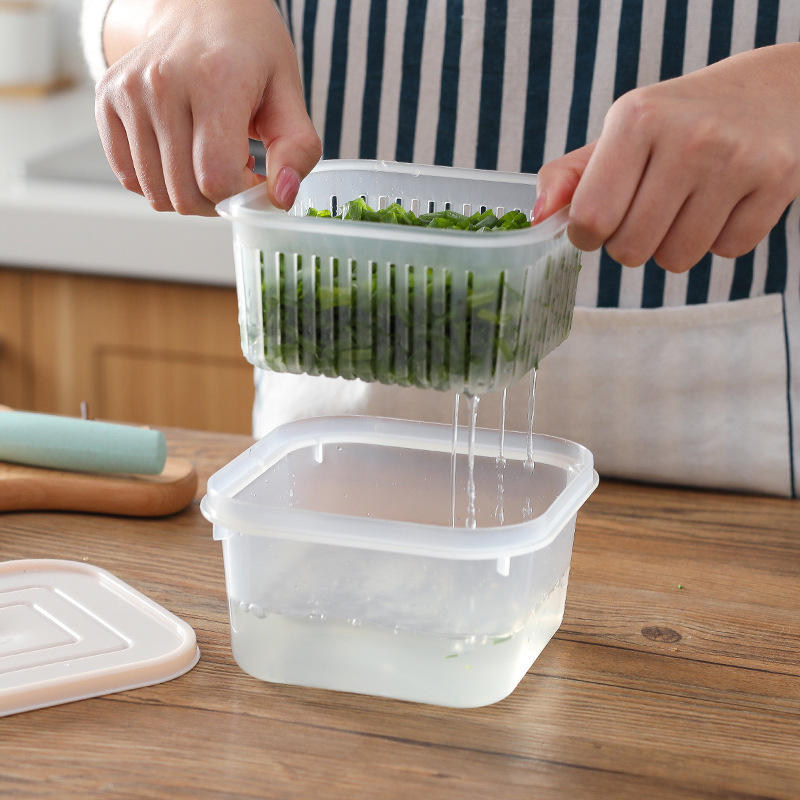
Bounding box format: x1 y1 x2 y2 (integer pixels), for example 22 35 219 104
450 368 538 528
522 368 537 520
464 393 481 530
449 391 482 529
525 367 537 471
494 388 507 525
449 392 460 528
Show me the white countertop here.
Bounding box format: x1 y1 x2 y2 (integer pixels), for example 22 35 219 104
0 85 236 286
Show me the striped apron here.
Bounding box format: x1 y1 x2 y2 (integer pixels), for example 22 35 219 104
254 0 800 496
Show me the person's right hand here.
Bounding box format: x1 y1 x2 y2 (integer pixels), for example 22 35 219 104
95 0 322 216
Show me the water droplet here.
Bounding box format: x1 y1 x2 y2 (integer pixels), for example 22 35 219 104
248 603 267 619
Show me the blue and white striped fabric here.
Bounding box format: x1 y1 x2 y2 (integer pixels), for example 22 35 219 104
256 0 800 496
280 0 799 308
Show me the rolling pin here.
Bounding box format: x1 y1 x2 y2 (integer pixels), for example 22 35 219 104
0 411 167 475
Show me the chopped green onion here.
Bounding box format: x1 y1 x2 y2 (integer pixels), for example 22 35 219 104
308 199 530 231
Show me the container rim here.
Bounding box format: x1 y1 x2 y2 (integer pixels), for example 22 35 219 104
215 159 571 245
200 415 598 560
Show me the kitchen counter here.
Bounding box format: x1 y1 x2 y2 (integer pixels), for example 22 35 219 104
1 426 798 799
0 85 235 285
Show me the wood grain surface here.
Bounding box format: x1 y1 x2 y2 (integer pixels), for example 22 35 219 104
1 427 798 800
0 456 197 515
5 268 255 434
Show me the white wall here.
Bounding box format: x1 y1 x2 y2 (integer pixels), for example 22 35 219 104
55 0 92 85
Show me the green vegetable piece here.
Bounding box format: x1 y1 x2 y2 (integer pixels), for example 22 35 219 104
341 197 368 221
467 209 489 224
498 210 529 230
472 213 498 230
497 338 516 361
442 209 468 225
305 201 531 233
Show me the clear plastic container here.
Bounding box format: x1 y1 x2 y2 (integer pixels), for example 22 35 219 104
200 416 598 707
216 160 581 395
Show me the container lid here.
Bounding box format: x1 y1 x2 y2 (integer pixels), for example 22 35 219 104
201 416 599 560
0 559 199 717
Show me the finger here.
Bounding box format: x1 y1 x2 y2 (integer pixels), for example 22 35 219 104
533 142 595 224
256 73 322 210
566 108 654 253
601 150 696 268
96 67 173 209
102 77 176 211
152 102 218 215
190 88 264 210
649 188 740 272
711 187 797 260
96 100 144 197
125 119 174 212
191 138 263 210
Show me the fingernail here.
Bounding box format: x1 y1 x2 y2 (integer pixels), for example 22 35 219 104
532 190 548 222
274 167 300 209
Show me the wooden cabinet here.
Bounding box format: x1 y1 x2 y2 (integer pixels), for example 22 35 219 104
0 269 32 410
0 267 254 434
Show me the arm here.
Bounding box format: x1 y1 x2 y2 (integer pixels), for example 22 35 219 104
534 43 800 272
89 0 321 215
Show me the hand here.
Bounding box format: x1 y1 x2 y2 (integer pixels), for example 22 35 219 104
95 0 321 216
534 43 800 272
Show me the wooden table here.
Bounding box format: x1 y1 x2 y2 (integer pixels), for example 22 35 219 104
1 427 798 799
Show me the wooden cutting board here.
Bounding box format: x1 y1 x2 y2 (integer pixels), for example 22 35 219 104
0 457 198 517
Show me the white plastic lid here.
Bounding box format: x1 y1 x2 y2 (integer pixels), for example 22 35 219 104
0 559 199 717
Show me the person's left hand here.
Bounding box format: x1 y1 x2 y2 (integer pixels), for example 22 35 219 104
533 42 800 272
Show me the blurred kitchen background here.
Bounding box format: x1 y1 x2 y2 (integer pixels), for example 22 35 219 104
0 1 255 435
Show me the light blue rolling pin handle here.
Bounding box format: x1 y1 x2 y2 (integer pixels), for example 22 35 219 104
0 412 167 475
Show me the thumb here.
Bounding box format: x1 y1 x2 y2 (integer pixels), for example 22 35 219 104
533 141 596 223
257 87 322 210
